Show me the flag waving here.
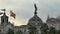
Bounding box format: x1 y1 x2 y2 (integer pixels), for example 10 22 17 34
10 10 16 19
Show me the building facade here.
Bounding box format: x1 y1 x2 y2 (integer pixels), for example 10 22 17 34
0 8 43 34
46 16 60 30
0 4 60 34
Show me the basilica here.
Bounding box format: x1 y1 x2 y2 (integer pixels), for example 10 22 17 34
0 4 60 34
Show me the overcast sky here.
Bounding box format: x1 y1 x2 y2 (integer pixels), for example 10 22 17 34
0 0 60 26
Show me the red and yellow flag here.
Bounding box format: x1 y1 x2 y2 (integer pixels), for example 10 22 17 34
10 10 16 19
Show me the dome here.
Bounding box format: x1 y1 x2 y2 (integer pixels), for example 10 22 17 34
28 3 42 26
28 14 42 26
29 15 42 22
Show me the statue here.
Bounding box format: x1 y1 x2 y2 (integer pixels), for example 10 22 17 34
34 3 38 14
34 3 38 11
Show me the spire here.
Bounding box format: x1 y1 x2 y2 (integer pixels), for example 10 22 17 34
34 3 38 15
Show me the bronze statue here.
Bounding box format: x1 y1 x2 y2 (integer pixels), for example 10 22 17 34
34 3 38 11
34 3 38 14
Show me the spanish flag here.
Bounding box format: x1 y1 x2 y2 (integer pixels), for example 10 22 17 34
10 10 16 19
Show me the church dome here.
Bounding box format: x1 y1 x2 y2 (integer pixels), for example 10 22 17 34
28 14 42 26
29 15 42 22
28 3 42 26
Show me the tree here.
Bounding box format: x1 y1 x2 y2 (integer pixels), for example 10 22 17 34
28 25 37 34
7 28 14 34
16 30 23 34
56 29 60 34
40 23 49 34
49 27 57 34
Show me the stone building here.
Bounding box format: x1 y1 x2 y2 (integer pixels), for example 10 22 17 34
0 4 43 34
46 15 60 30
0 3 60 34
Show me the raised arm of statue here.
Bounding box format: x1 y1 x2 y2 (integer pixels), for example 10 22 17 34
34 3 38 11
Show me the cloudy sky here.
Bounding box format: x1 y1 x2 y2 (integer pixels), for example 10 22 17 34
0 0 60 26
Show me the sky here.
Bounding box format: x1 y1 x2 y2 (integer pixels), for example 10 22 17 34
0 0 60 26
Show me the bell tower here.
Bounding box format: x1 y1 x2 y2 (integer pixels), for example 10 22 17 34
1 9 8 24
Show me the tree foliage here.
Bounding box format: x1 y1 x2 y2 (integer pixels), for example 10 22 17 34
28 25 37 34
7 28 14 34
57 29 60 34
16 30 23 34
49 27 57 34
40 23 49 34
